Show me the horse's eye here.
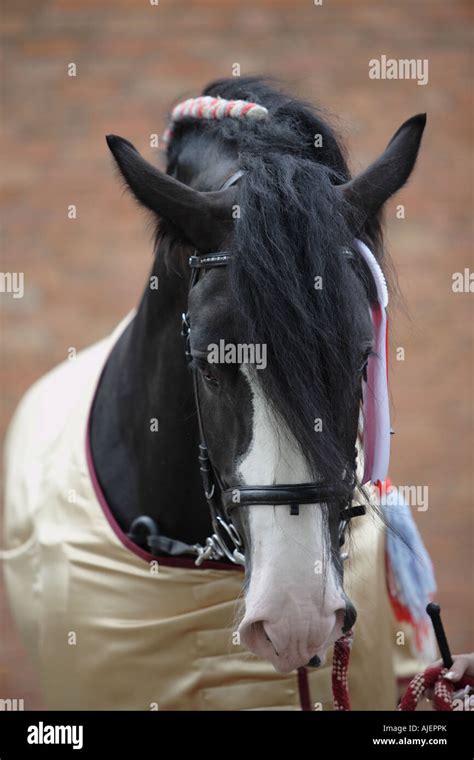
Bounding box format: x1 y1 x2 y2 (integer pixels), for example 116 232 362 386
202 368 219 388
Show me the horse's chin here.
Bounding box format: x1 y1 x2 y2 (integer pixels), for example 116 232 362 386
268 649 328 674
239 614 342 674
254 643 330 674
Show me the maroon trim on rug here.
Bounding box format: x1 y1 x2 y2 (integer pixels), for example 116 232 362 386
297 667 312 711
85 403 242 573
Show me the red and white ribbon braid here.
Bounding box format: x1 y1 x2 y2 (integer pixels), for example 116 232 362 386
162 95 269 144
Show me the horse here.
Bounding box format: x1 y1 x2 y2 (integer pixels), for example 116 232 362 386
2 77 427 710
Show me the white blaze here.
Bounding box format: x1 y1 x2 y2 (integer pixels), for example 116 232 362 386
237 367 347 673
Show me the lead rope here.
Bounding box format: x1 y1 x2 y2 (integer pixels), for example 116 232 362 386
329 605 474 712
331 629 354 711
399 603 474 711
399 665 474 711
329 629 474 712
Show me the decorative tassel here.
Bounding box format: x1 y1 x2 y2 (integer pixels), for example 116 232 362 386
378 480 437 658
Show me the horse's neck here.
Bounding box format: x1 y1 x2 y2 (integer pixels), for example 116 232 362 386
89 252 212 545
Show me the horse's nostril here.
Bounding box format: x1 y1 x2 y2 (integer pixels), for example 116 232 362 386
307 655 321 668
262 623 279 656
343 602 357 633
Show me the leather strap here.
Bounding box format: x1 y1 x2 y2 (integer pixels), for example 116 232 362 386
189 252 232 269
127 516 200 558
222 482 354 511
340 504 366 520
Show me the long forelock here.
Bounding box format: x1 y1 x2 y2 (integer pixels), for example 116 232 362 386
165 77 386 484
231 158 364 484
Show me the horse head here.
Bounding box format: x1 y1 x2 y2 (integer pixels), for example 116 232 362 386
106 78 425 673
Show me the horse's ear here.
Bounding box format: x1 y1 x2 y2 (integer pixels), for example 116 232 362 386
338 114 426 225
105 135 236 252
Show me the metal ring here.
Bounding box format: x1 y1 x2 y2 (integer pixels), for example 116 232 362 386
205 484 215 500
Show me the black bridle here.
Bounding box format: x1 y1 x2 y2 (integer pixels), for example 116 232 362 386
179 249 365 566
128 172 366 566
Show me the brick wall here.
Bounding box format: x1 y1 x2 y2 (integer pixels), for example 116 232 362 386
1 0 472 709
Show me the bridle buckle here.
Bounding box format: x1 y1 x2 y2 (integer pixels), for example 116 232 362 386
339 503 366 547
181 312 192 363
